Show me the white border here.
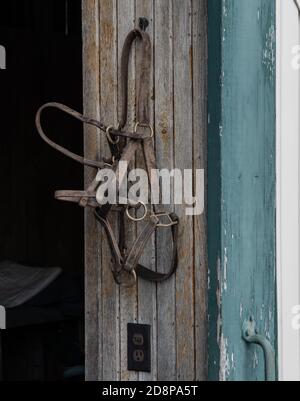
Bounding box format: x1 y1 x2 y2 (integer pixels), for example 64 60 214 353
276 0 300 381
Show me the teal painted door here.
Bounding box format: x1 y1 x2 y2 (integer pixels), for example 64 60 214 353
208 0 277 381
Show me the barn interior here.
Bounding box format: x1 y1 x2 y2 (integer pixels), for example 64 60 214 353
0 0 85 381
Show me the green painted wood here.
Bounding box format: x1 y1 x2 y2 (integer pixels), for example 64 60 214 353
208 0 277 381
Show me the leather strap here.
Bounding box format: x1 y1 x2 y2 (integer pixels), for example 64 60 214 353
35 102 151 170
97 29 178 284
36 102 111 169
55 177 100 208
35 26 179 286
119 29 142 129
94 208 178 283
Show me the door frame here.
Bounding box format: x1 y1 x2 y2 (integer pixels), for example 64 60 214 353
276 0 300 381
208 0 277 381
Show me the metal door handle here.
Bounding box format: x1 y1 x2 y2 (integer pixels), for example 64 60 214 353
242 318 276 382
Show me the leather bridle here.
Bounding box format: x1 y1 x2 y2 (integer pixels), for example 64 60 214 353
36 26 179 287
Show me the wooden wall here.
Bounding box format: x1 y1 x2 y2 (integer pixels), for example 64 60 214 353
82 0 207 381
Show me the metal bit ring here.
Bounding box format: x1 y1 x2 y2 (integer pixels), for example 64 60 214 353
126 201 147 222
134 122 154 138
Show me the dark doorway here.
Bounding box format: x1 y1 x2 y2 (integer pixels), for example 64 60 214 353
0 0 84 381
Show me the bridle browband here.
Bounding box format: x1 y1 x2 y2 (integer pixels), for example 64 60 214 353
35 26 179 287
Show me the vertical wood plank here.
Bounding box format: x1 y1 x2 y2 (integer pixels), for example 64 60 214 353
82 0 101 382
117 0 138 381
155 0 176 381
99 0 120 381
173 0 195 381
135 0 158 382
192 0 208 381
83 0 208 381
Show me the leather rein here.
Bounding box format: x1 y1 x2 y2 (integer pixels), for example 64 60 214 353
36 27 179 287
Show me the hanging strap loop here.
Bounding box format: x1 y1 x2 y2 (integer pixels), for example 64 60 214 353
36 102 111 169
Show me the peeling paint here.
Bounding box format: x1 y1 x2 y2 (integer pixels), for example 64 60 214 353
219 124 223 137
216 258 222 343
223 248 228 292
262 22 275 80
219 335 230 381
208 0 276 381
220 71 225 88
231 352 236 372
222 0 228 18
253 350 259 370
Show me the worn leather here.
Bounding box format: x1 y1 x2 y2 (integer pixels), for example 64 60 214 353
35 27 179 286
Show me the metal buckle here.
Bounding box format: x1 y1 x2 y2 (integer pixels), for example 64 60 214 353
152 213 178 228
134 122 154 138
106 125 120 145
126 201 148 222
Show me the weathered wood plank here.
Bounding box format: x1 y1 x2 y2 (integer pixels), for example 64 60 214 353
192 0 208 381
155 0 176 381
99 0 120 381
117 0 138 382
135 0 158 382
173 0 195 381
82 0 101 382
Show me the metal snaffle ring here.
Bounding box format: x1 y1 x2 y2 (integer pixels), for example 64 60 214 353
134 122 154 138
126 201 148 222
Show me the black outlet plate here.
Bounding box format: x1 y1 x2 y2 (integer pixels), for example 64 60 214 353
127 323 151 372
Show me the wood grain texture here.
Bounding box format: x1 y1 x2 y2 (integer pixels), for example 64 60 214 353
207 0 276 381
193 0 208 381
99 0 120 381
82 0 101 382
117 0 138 382
173 0 195 381
155 0 176 381
83 0 208 381
135 0 158 382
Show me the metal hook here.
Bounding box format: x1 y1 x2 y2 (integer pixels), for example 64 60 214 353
139 17 149 32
